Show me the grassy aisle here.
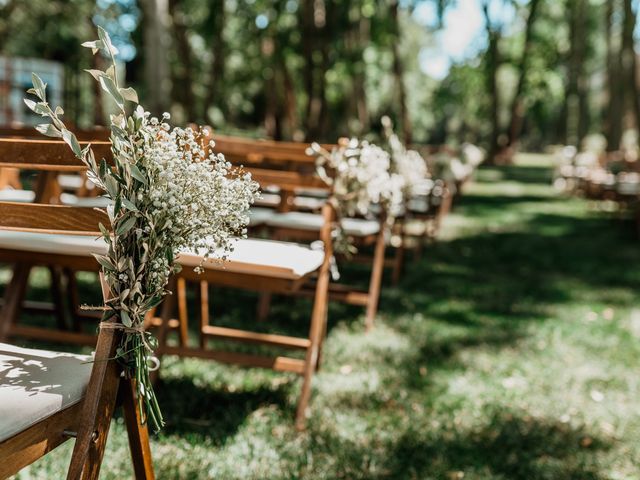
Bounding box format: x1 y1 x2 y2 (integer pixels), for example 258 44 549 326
15 156 640 479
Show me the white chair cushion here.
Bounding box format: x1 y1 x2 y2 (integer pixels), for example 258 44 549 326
0 343 92 442
253 192 281 208
266 212 380 237
248 207 277 227
60 193 112 208
0 230 106 256
179 238 324 279
0 232 323 280
0 189 36 203
57 174 85 190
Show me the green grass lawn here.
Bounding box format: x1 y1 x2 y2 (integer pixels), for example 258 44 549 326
7 155 640 479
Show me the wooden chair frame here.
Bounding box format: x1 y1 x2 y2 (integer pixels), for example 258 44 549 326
210 133 391 330
0 138 154 479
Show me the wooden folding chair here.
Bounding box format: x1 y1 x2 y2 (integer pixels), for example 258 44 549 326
211 134 389 330
150 154 336 430
0 138 154 479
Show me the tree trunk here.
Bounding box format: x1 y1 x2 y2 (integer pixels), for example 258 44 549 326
605 0 624 151
482 1 501 164
506 0 541 151
563 0 590 147
140 0 172 115
169 0 196 122
622 0 640 139
390 1 412 144
301 0 329 140
203 0 225 123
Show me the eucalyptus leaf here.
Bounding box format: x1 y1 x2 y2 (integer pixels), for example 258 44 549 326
31 73 46 100
61 129 82 157
130 164 147 185
92 253 116 271
116 215 137 236
99 75 124 109
84 69 106 82
122 197 138 212
35 123 62 138
119 87 139 104
120 310 132 328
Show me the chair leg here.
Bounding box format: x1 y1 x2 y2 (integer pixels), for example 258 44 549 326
391 224 405 286
295 256 331 431
257 292 272 322
315 310 329 372
65 268 83 332
0 264 31 341
121 379 155 480
49 265 69 331
364 227 387 332
198 280 209 349
66 336 121 480
176 277 189 347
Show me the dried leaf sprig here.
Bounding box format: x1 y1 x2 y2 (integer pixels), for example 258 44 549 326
25 27 259 432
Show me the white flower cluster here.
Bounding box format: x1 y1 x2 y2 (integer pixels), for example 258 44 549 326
143 121 258 274
310 138 404 219
382 116 428 199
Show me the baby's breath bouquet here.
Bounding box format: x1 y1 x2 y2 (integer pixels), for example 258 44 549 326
308 138 404 254
25 27 258 431
381 116 429 198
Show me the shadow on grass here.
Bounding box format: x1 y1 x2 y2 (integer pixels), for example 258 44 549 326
155 376 291 441
378 410 607 480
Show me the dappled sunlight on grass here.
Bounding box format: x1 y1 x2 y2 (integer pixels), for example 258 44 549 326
8 155 640 479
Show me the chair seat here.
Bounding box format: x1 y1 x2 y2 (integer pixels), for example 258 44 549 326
266 211 380 237
407 197 430 214
0 343 92 443
0 189 36 203
0 231 323 280
253 193 281 208
57 174 86 191
60 193 112 208
179 238 325 279
248 207 277 227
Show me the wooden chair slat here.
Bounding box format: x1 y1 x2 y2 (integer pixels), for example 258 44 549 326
0 202 107 235
247 167 329 191
0 139 111 171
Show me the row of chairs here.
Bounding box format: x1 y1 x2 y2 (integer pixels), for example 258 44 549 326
553 144 640 233
0 127 459 478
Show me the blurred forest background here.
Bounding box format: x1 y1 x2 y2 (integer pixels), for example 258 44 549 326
1 0 640 161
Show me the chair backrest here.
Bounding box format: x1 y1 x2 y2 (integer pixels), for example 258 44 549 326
0 137 145 479
204 133 333 213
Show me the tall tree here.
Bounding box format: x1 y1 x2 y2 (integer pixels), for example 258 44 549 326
390 0 412 143
506 0 542 152
203 0 226 123
622 0 640 139
139 0 172 115
605 0 624 150
481 0 502 163
169 0 197 122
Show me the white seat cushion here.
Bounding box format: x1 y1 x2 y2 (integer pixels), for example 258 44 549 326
57 174 85 190
0 343 92 442
179 238 324 279
0 230 106 256
60 193 112 208
253 192 281 208
266 212 380 237
0 189 36 203
0 231 323 280
248 207 277 227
